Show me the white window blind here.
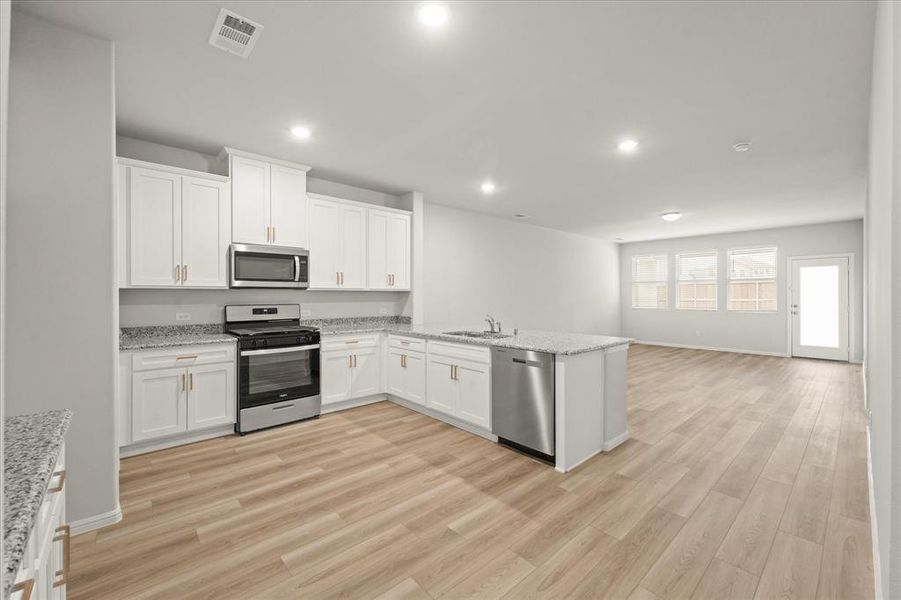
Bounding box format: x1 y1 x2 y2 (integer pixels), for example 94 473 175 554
631 254 668 309
728 247 777 311
676 251 717 310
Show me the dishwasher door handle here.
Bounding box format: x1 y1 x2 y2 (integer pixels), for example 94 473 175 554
512 358 546 367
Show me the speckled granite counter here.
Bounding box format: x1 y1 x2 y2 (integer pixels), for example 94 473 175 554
323 322 632 355
4 410 72 596
120 324 236 351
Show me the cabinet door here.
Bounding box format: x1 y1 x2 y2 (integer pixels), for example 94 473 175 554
132 367 187 441
426 356 457 416
339 205 367 289
456 360 490 429
387 212 411 290
187 362 236 430
308 198 341 288
367 209 390 290
350 347 381 398
386 349 406 399
231 156 270 245
181 176 230 288
405 351 427 406
129 167 182 286
321 351 351 405
270 164 308 248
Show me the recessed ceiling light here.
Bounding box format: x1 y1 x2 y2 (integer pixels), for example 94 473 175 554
290 126 312 140
617 138 639 154
661 212 682 222
480 181 496 194
733 141 752 152
418 3 449 28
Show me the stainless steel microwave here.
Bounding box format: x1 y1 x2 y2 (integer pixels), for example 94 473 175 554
229 244 309 289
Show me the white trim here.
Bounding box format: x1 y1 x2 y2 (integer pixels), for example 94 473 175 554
387 395 497 442
862 362 882 599
69 505 122 535
220 146 311 172
603 430 630 451
120 424 234 458
786 252 855 361
321 394 387 415
635 340 788 357
725 245 778 313
115 157 229 182
554 447 601 474
306 191 412 216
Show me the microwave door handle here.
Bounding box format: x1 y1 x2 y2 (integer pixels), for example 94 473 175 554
294 255 301 282
241 344 320 356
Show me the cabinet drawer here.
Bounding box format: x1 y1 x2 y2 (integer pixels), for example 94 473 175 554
388 335 425 353
427 340 491 364
132 343 236 371
321 333 381 351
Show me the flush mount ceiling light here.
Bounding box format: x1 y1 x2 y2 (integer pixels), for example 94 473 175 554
617 138 639 154
733 141 752 152
290 126 312 140
661 211 682 222
418 3 449 28
514 213 531 219
480 181 496 194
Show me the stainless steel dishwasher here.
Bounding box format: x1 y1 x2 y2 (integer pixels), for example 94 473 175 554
491 347 555 462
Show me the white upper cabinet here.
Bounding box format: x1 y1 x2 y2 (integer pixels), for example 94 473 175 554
270 164 308 248
231 155 270 245
308 194 367 290
226 148 311 248
121 159 230 288
368 209 411 290
129 167 182 286
181 176 230 287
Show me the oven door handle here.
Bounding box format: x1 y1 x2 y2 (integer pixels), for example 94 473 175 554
241 344 320 356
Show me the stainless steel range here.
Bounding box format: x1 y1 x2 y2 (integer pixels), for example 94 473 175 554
226 304 320 434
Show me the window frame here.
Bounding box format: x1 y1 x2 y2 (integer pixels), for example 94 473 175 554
727 246 778 313
631 254 669 310
675 250 719 311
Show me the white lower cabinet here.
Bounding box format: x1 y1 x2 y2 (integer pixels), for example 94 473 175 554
387 347 426 406
320 334 383 407
120 344 237 452
425 341 491 430
12 446 68 600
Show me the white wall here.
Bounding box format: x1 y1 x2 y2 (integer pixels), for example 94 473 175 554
422 202 621 334
620 220 864 361
866 2 899 596
7 12 118 523
0 0 10 583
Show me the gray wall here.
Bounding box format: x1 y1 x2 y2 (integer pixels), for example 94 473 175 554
620 220 864 361
866 2 898 595
0 0 10 580
115 136 412 326
7 12 118 523
422 202 621 334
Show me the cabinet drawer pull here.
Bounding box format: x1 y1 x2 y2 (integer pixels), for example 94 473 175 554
48 469 66 493
345 340 359 344
53 524 70 588
12 579 34 600
176 355 198 360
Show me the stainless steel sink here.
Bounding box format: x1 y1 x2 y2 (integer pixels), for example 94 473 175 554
443 330 512 339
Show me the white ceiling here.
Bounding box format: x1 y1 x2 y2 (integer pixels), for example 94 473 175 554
15 0 875 242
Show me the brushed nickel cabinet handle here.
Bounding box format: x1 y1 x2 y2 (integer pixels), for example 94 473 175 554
175 265 181 282
353 354 358 368
183 264 188 282
341 272 345 285
387 273 390 286
348 355 353 368
53 524 70 588
12 579 34 600
272 227 276 243
48 469 66 493
336 271 340 286
176 355 198 361
450 365 454 380
182 373 186 391
189 373 194 391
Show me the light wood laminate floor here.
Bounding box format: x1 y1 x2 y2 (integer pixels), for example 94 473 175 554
70 345 874 599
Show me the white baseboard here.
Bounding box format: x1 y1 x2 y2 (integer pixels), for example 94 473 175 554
636 340 788 358
387 395 496 442
70 505 122 535
120 424 235 458
321 394 387 415
865 397 884 599
604 429 630 451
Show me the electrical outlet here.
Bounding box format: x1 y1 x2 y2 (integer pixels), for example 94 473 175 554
300 309 312 318
379 308 389 315
175 313 191 322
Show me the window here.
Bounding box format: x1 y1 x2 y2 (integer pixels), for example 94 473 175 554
728 247 777 311
676 251 718 310
631 254 668 309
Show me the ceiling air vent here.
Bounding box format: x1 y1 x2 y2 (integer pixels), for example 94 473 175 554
208 8 263 58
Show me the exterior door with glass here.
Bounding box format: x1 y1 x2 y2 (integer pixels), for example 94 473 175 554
790 256 849 361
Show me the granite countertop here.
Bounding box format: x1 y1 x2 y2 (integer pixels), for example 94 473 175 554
325 322 632 355
120 324 237 351
4 410 72 596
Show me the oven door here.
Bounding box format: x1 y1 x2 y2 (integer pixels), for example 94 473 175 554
230 244 309 289
238 345 320 409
